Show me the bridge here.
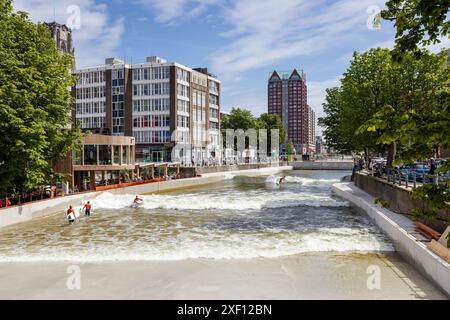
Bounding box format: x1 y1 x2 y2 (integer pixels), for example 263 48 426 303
292 160 353 170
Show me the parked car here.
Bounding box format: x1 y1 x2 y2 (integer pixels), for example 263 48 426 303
400 163 430 182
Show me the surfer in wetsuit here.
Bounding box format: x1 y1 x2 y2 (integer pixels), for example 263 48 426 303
279 176 287 185
67 206 76 225
83 201 92 216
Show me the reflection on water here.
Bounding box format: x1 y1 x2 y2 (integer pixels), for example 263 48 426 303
0 170 393 261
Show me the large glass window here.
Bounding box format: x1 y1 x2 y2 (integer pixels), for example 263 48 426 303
113 146 120 164
122 146 128 164
84 145 97 165
99 145 112 165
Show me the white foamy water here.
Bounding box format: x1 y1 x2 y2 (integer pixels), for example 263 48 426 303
89 190 349 211
0 170 394 262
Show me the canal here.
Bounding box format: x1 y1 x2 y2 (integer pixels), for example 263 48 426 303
0 170 392 261
0 170 446 299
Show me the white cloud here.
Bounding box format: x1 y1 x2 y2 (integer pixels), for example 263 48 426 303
209 0 387 80
137 0 219 25
13 0 125 67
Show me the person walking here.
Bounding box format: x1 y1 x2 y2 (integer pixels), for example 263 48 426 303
83 201 92 217
429 158 437 175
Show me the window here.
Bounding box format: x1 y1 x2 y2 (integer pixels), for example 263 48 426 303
177 84 189 97
209 94 219 106
177 68 189 82
210 121 219 130
133 130 171 144
133 83 170 96
209 108 219 119
133 67 169 81
133 99 170 112
133 115 170 128
112 69 124 80
177 99 189 113
79 117 105 129
177 115 189 128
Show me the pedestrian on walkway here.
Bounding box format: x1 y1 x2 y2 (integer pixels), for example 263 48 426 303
429 158 437 175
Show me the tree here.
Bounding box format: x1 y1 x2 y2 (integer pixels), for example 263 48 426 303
258 113 286 154
382 0 450 57
319 49 396 158
358 50 449 165
220 107 259 132
221 108 287 157
287 139 295 155
0 0 81 195
319 48 448 167
318 87 355 153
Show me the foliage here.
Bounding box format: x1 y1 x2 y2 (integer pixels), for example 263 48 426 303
258 113 286 152
0 0 81 194
374 197 390 208
357 50 450 167
287 139 295 155
221 107 259 133
382 0 450 59
411 183 450 221
319 48 448 168
319 49 401 156
221 107 285 154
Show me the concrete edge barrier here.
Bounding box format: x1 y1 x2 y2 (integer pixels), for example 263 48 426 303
332 182 450 297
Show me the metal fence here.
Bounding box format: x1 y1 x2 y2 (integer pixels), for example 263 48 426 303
383 168 450 189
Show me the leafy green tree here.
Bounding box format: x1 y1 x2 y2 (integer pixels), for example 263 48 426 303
382 0 450 57
319 49 395 158
220 107 259 132
221 107 259 152
358 50 449 167
319 87 355 153
320 48 448 169
258 113 286 153
287 139 295 155
0 0 81 195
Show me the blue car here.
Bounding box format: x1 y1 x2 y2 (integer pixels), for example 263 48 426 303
400 163 430 182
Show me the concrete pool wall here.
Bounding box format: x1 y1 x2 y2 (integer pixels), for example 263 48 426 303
333 182 450 297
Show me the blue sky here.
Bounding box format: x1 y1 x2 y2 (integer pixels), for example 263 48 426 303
13 0 449 134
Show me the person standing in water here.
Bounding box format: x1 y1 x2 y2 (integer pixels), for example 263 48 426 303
83 201 92 216
279 176 287 185
67 206 76 225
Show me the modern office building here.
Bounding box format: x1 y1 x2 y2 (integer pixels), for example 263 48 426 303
72 56 221 163
268 69 316 155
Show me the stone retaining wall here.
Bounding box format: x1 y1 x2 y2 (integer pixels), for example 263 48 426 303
354 173 449 232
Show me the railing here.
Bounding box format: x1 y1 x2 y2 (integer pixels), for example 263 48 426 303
382 168 449 189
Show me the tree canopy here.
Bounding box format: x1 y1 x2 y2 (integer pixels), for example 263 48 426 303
382 0 450 57
0 0 81 195
221 107 286 154
319 48 449 166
